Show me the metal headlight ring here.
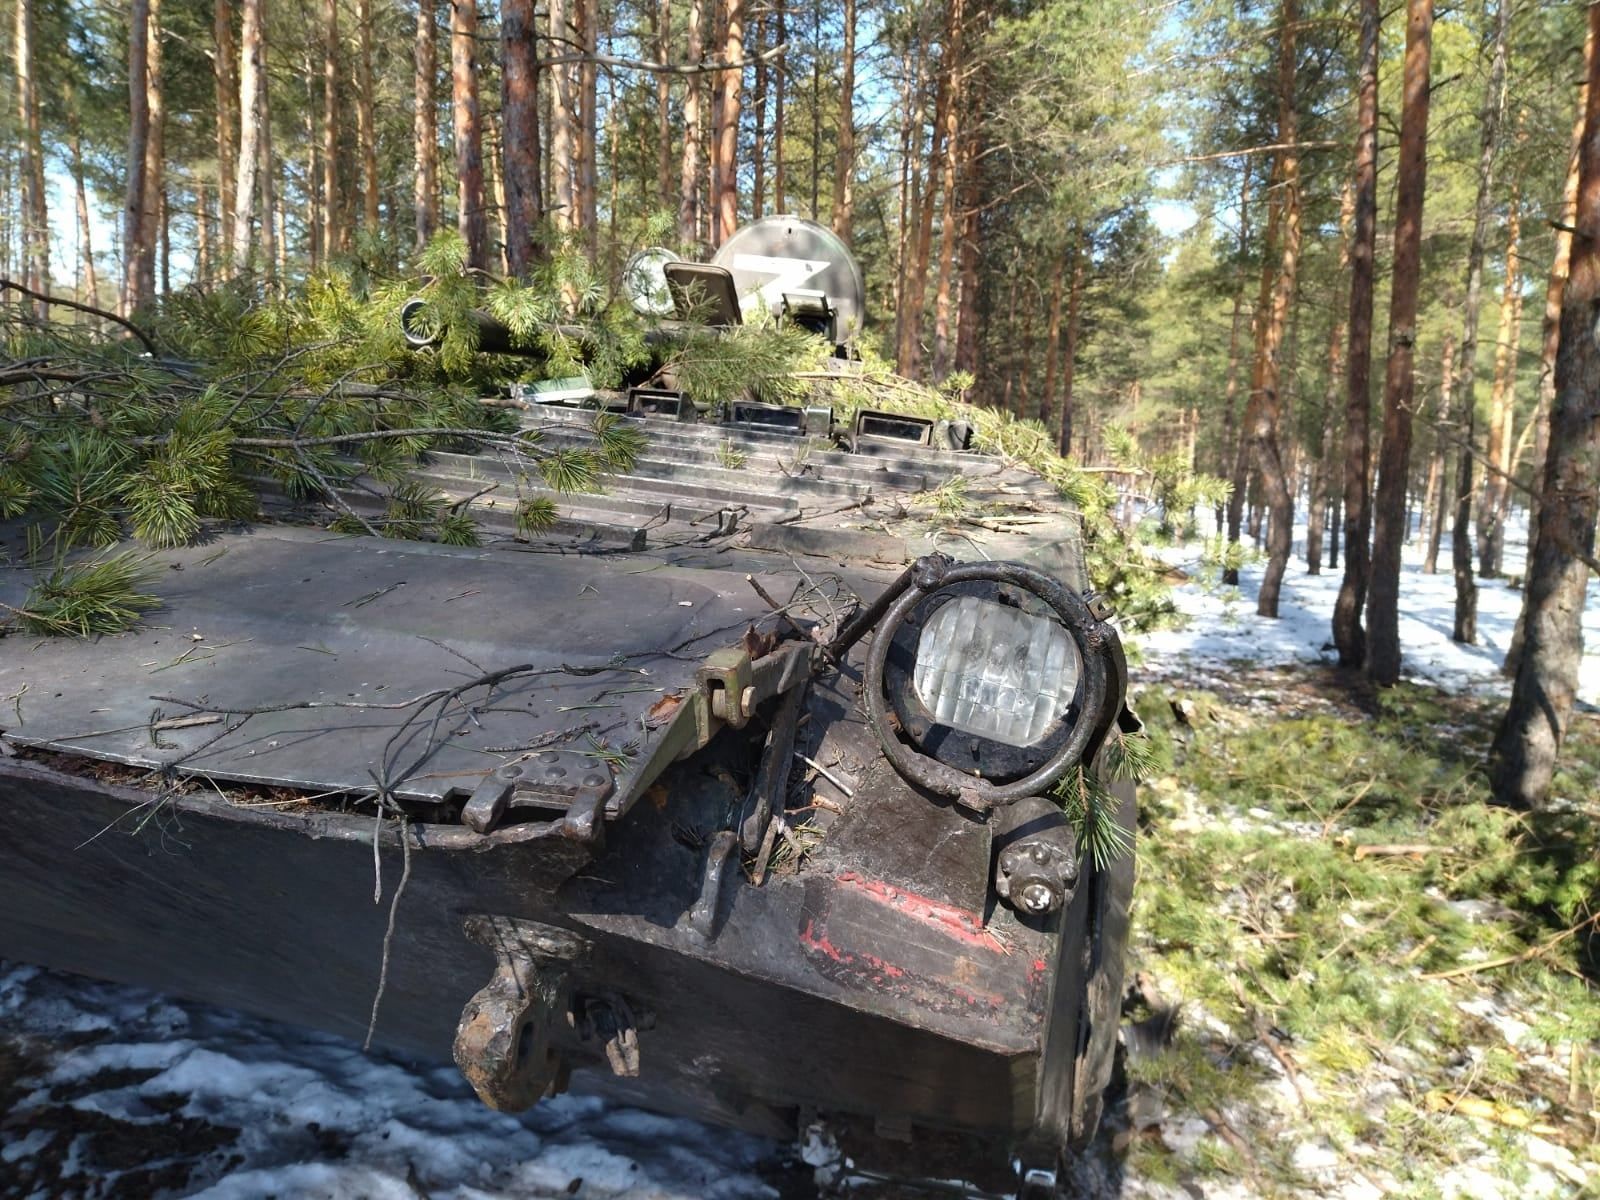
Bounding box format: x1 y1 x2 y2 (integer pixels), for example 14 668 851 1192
862 557 1113 813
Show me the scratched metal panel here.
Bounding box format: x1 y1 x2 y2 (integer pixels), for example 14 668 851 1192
0 527 796 806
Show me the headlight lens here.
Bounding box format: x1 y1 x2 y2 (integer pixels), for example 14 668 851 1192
911 596 1080 746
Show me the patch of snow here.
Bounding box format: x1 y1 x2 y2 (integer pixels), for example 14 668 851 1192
1136 509 1600 704
0 961 784 1199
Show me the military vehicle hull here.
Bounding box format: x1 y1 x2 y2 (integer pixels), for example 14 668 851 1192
0 405 1132 1195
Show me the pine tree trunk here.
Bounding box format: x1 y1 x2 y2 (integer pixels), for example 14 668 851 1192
1477 190 1522 579
577 0 599 247
1039 244 1068 433
451 0 487 271
259 89 279 283
1449 0 1512 644
502 0 544 278
485 113 509 274
231 0 263 273
1423 333 1458 572
1217 166 1252 534
751 5 765 219
140 0 164 302
772 0 785 213
15 0 49 312
1365 0 1434 685
304 53 322 266
321 0 341 255
1506 39 1590 677
677 0 702 242
892 37 924 364
714 0 743 244
1332 0 1380 666
953 158 981 377
1058 231 1086 459
66 81 98 306
1489 1 1600 809
929 0 966 380
1310 182 1356 575
899 55 948 378
414 0 439 248
358 0 379 233
1252 2 1301 619
1226 157 1281 586
657 0 673 210
195 182 210 283
214 0 238 271
123 0 152 314
832 0 856 240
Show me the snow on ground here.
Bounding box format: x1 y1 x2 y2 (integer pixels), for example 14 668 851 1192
4 510 1598 1199
1137 511 1600 705
0 961 791 1199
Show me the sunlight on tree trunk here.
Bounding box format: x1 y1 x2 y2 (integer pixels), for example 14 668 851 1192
414 0 439 249
451 0 487 271
1490 1 1600 809
1332 0 1380 667
1366 0 1434 686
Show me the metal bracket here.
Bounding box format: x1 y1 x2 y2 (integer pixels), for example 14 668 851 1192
462 750 615 834
453 915 588 1112
697 646 756 730
682 829 738 940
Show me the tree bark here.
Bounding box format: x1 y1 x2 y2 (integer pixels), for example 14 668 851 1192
577 0 599 247
1226 155 1281 585
898 48 949 378
953 150 982 378
259 78 279 283
1310 182 1356 575
231 0 263 273
414 0 439 248
124 0 151 313
1423 333 1458 572
357 0 379 233
657 0 674 210
677 0 702 242
713 0 743 244
772 0 785 213
1472 202 1523 579
1477 188 1522 579
1058 230 1086 459
1039 243 1069 433
15 0 49 314
140 0 164 303
214 0 238 270
451 0 487 271
502 0 543 279
930 0 967 380
1506 22 1592 677
67 81 98 305
1365 0 1434 686
1332 0 1380 666
321 0 341 256
1448 0 1512 644
1217 166 1252 534
1489 1 1600 809
832 0 856 240
1245 0 1301 619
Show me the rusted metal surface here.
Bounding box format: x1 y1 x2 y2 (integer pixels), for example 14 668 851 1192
453 915 588 1111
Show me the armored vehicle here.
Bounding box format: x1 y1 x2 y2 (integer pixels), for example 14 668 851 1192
0 219 1135 1197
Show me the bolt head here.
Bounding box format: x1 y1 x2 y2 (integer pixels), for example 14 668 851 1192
1021 881 1059 914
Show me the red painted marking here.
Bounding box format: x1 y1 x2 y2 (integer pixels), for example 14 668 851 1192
833 872 1008 953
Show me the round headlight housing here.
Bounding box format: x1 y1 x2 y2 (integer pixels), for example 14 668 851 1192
864 558 1112 810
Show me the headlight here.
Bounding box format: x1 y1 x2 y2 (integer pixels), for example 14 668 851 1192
858 556 1116 812
912 596 1081 747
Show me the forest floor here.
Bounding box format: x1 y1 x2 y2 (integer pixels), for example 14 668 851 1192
1 525 1597 1199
